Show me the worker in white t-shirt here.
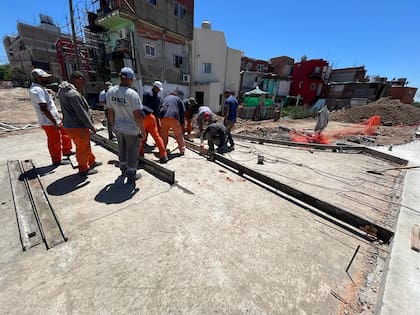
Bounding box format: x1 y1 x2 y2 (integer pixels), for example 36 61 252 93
106 67 146 183
29 68 73 166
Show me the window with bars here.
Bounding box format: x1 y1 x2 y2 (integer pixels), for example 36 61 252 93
145 44 156 57
174 3 185 18
173 55 183 67
202 63 212 74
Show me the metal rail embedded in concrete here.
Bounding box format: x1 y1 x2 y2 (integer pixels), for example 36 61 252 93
185 140 394 243
90 133 175 185
233 134 409 165
7 160 42 250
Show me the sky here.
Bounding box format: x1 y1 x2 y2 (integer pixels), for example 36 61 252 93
1 0 419 101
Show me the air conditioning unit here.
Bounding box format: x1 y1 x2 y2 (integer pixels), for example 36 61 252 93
182 74 190 83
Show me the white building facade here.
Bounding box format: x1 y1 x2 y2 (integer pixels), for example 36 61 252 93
191 21 241 113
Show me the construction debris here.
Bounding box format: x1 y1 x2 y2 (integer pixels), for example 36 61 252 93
330 98 420 126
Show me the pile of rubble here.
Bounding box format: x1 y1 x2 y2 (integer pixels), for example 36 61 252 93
330 98 420 126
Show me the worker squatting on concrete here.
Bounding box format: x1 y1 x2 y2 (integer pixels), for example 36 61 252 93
58 71 101 176
183 97 198 134
200 122 233 154
197 105 214 132
139 81 168 164
223 89 238 150
98 81 116 140
106 67 146 183
29 68 74 166
159 92 186 155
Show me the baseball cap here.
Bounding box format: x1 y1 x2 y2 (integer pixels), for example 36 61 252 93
31 68 51 79
119 67 136 80
224 88 231 93
105 81 112 86
153 81 163 91
189 97 197 104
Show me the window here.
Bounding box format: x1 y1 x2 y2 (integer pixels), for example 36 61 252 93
202 63 212 74
173 55 183 67
145 44 156 57
175 3 185 18
310 83 317 90
256 64 264 71
314 66 321 73
298 81 304 89
148 0 157 5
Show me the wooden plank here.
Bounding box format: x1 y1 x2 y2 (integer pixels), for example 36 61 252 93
90 133 175 185
411 224 420 252
20 160 65 249
215 152 394 243
7 160 42 250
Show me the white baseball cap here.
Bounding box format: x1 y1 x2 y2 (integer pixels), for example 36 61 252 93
153 81 164 91
31 68 52 79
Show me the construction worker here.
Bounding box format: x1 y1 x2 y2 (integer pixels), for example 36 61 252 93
159 92 186 155
106 67 146 183
58 71 101 176
200 122 232 154
183 97 198 134
223 89 238 150
197 105 214 132
139 81 168 164
29 68 73 166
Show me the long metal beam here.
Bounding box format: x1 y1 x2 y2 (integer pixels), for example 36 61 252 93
233 134 408 165
90 133 175 185
184 140 394 243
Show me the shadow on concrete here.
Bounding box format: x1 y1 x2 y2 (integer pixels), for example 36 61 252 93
167 152 184 161
19 164 58 181
94 176 139 204
47 174 90 195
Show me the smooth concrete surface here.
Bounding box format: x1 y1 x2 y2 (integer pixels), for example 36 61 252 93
376 140 420 315
0 129 396 314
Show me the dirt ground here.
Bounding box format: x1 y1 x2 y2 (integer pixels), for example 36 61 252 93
0 88 418 146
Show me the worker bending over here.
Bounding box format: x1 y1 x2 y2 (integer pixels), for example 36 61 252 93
200 122 233 154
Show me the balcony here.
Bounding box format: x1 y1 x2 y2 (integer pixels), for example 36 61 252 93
96 0 135 29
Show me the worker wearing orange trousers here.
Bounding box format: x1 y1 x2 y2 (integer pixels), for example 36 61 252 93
139 113 167 159
160 117 185 154
64 128 96 173
41 125 73 164
184 111 192 134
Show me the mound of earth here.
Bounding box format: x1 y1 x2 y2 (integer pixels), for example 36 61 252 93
330 98 420 126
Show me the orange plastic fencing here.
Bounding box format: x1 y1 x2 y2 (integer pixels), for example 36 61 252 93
290 115 382 144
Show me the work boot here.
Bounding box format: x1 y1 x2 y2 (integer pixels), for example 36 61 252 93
79 168 98 176
90 161 103 169
126 172 141 183
63 151 75 157
52 160 72 166
159 156 169 164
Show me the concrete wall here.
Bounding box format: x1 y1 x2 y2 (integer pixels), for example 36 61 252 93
225 47 241 93
134 0 194 40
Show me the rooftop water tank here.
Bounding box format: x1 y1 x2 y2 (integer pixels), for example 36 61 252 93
201 20 211 29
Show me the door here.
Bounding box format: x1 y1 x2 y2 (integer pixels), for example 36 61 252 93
195 91 204 105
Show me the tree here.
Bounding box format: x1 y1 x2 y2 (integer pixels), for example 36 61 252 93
0 64 13 81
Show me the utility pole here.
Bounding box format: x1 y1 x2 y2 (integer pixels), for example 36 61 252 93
69 0 81 71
